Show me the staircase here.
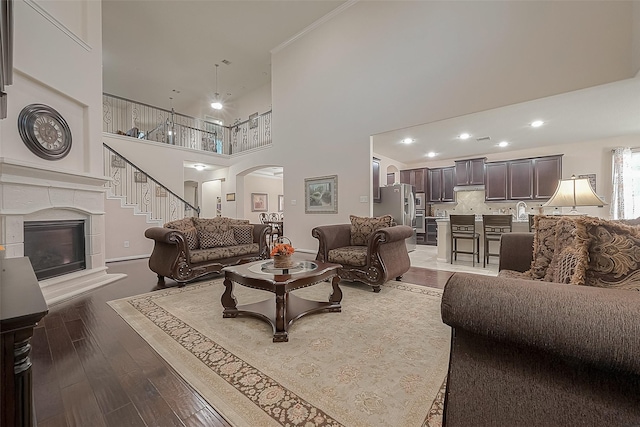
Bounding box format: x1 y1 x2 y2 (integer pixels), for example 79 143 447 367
103 143 199 226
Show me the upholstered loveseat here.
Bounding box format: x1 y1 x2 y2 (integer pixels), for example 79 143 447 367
145 217 270 286
441 215 640 425
312 215 413 292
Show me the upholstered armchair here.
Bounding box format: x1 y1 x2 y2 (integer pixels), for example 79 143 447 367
312 216 413 292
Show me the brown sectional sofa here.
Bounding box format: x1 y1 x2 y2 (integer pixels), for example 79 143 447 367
441 216 640 426
145 217 270 286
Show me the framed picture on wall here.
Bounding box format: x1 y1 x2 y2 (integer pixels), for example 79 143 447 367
278 195 284 212
226 193 236 202
305 175 338 214
251 193 268 212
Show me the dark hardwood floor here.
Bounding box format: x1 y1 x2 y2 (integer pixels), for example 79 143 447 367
31 258 451 427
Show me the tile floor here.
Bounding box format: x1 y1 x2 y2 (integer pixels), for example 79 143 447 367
409 244 499 277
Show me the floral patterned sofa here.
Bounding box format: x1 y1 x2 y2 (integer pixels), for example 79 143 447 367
145 217 270 286
441 215 640 425
312 215 413 292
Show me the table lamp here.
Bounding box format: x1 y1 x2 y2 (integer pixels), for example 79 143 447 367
542 175 607 215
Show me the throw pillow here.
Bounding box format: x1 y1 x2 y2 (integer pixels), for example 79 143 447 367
198 229 237 249
581 217 640 291
182 226 199 251
529 216 562 280
226 218 251 226
193 217 226 229
164 217 195 231
544 217 590 285
349 214 393 246
232 225 254 244
197 224 229 234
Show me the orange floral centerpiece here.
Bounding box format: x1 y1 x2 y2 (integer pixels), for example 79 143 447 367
270 238 295 269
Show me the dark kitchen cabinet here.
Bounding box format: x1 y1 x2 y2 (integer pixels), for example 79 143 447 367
533 155 562 199
428 167 455 202
485 162 508 201
455 158 486 186
373 157 381 203
508 159 534 200
400 168 426 193
485 155 562 201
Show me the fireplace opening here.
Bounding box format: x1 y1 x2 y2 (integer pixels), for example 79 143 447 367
24 220 86 280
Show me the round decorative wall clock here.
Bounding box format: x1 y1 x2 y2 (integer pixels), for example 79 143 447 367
18 104 72 160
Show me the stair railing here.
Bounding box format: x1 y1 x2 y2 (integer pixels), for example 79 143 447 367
103 143 200 224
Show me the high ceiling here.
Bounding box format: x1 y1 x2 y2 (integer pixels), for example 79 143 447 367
102 0 345 113
103 1 640 165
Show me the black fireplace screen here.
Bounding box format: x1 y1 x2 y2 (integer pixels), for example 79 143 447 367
24 220 86 280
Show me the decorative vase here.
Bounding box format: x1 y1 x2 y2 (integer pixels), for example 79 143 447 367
273 254 294 269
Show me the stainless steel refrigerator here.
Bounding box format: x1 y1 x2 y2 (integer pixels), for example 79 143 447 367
373 183 417 252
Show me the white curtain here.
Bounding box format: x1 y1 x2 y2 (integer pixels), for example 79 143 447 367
610 147 634 219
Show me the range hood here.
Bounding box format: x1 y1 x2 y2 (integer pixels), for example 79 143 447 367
453 185 485 192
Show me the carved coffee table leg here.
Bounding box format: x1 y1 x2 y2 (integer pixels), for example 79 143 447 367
327 275 342 312
221 276 238 318
273 290 288 342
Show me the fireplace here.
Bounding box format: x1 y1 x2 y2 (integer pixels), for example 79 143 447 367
24 220 86 280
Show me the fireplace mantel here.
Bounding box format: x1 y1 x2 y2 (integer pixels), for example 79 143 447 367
0 157 125 304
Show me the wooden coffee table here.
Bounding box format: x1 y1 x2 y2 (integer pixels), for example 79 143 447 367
221 260 342 342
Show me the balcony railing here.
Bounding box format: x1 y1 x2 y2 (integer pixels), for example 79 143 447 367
102 93 272 155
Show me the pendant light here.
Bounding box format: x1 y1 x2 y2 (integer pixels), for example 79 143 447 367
211 64 223 110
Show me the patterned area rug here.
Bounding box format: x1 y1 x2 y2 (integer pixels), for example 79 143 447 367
108 279 450 427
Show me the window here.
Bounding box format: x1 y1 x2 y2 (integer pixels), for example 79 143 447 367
629 150 640 218
612 148 640 219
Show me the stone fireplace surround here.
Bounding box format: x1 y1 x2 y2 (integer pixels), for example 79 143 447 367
0 158 125 304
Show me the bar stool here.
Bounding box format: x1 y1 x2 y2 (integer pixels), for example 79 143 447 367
482 215 513 267
450 215 480 266
528 214 536 232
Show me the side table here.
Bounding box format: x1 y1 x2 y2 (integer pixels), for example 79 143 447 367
1 257 49 427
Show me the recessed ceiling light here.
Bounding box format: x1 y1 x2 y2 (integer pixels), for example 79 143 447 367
194 164 206 171
497 141 509 147
530 120 544 128
459 133 471 140
427 152 436 158
401 138 414 144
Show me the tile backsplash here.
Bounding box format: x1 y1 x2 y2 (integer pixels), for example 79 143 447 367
430 190 554 217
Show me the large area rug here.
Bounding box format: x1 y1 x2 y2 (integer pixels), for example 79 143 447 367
108 279 450 427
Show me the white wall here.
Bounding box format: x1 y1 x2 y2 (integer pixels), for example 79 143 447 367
2 0 103 174
232 83 272 121
243 174 283 224
264 1 634 252
201 180 222 217
104 197 155 261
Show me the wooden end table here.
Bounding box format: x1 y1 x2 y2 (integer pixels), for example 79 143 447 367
221 260 342 342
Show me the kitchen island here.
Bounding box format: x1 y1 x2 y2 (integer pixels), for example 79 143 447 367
436 217 530 263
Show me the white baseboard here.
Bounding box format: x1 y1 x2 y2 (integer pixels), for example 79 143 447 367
106 254 151 263
41 267 127 306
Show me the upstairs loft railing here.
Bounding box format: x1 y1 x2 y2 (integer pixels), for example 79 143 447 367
102 94 271 155
103 143 199 224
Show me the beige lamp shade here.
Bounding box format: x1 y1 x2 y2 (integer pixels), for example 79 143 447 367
542 176 607 212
